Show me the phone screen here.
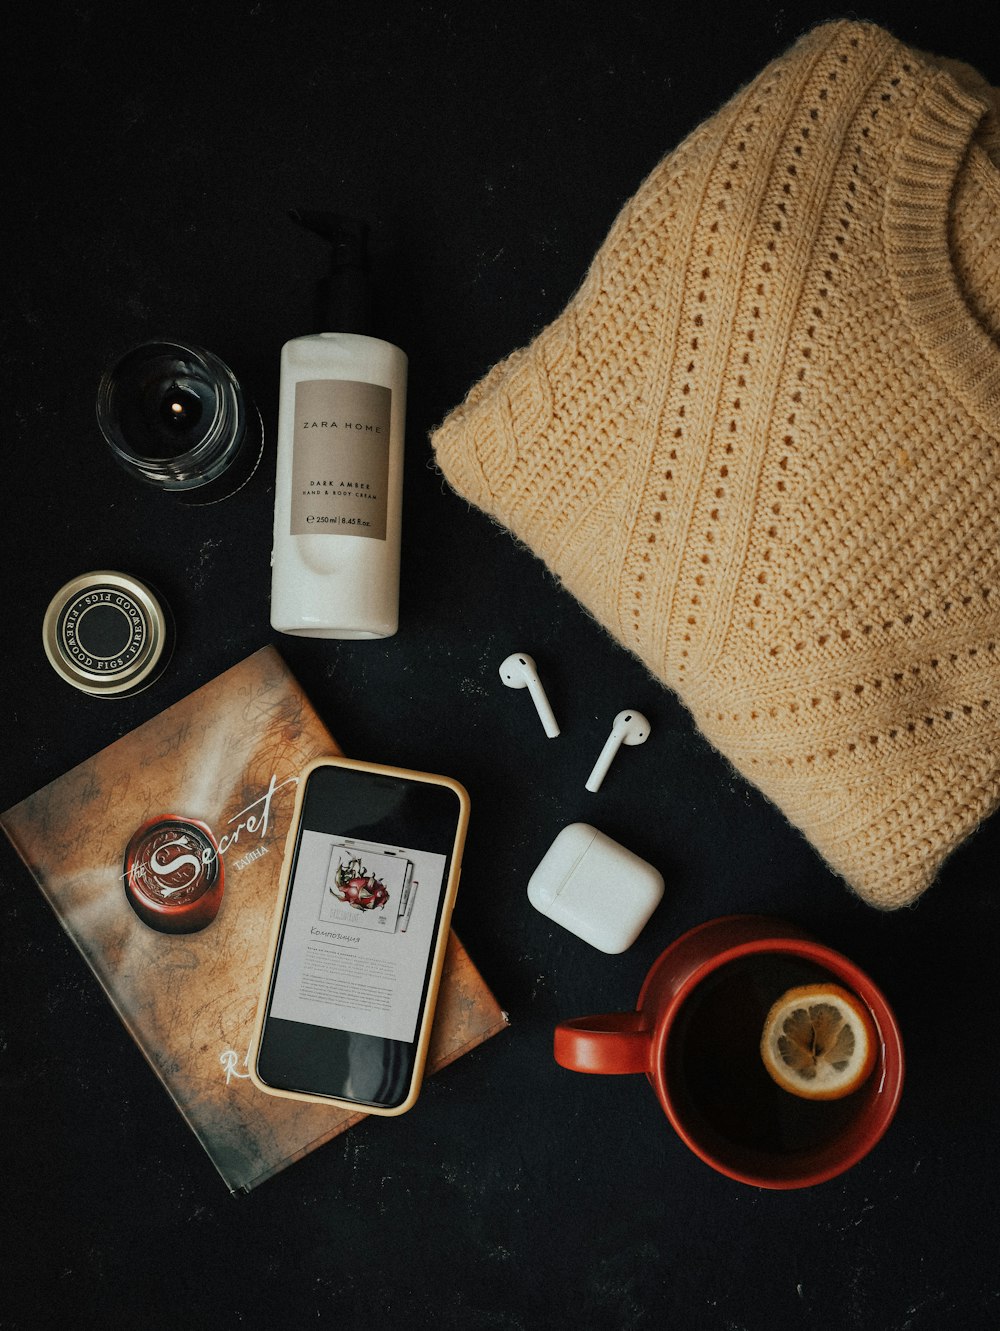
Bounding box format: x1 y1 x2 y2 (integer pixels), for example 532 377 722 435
255 763 465 1109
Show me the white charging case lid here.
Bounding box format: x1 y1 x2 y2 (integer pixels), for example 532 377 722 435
526 822 664 954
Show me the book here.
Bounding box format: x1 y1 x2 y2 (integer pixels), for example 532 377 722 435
320 841 412 931
0 647 507 1193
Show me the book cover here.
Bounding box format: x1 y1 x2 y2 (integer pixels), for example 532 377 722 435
320 842 411 931
1 647 507 1193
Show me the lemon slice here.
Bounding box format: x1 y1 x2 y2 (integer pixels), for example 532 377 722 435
760 983 877 1101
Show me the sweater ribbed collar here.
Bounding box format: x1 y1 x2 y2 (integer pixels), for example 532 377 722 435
886 69 1000 440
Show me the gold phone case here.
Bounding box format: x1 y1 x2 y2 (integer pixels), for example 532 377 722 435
248 755 470 1115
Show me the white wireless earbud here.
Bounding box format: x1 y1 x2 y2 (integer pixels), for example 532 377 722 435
499 653 560 738
586 710 650 792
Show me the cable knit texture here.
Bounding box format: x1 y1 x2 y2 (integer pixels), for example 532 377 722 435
432 21 1000 909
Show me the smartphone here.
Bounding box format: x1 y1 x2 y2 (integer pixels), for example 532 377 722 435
250 756 469 1115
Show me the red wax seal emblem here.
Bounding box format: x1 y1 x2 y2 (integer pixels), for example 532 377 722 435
123 815 224 934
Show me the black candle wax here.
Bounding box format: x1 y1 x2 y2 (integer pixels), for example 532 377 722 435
116 352 218 460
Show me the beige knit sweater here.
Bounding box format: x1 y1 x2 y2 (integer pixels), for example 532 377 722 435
432 21 1000 909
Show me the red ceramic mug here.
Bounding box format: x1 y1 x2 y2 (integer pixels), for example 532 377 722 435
554 915 904 1189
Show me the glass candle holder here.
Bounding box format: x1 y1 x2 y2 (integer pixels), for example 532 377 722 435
96 340 263 502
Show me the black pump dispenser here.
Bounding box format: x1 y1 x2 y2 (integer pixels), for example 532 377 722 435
289 209 373 336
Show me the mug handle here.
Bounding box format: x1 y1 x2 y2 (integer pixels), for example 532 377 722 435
553 1011 652 1075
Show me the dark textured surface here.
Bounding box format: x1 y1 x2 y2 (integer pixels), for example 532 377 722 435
1 3 998 1328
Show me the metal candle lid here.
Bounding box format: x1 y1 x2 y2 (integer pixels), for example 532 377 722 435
42 571 173 698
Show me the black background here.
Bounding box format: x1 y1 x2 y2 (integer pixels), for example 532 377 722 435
2 3 998 1328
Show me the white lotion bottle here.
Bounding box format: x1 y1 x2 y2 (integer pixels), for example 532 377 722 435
270 212 407 638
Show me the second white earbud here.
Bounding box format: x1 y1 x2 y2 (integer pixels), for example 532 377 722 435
586 709 650 792
499 653 560 738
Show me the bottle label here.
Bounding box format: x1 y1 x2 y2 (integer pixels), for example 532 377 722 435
291 379 391 539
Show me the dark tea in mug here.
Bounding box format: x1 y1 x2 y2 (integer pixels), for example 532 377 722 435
667 953 876 1171
554 917 903 1186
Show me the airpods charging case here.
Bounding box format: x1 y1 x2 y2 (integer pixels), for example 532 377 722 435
527 823 664 954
